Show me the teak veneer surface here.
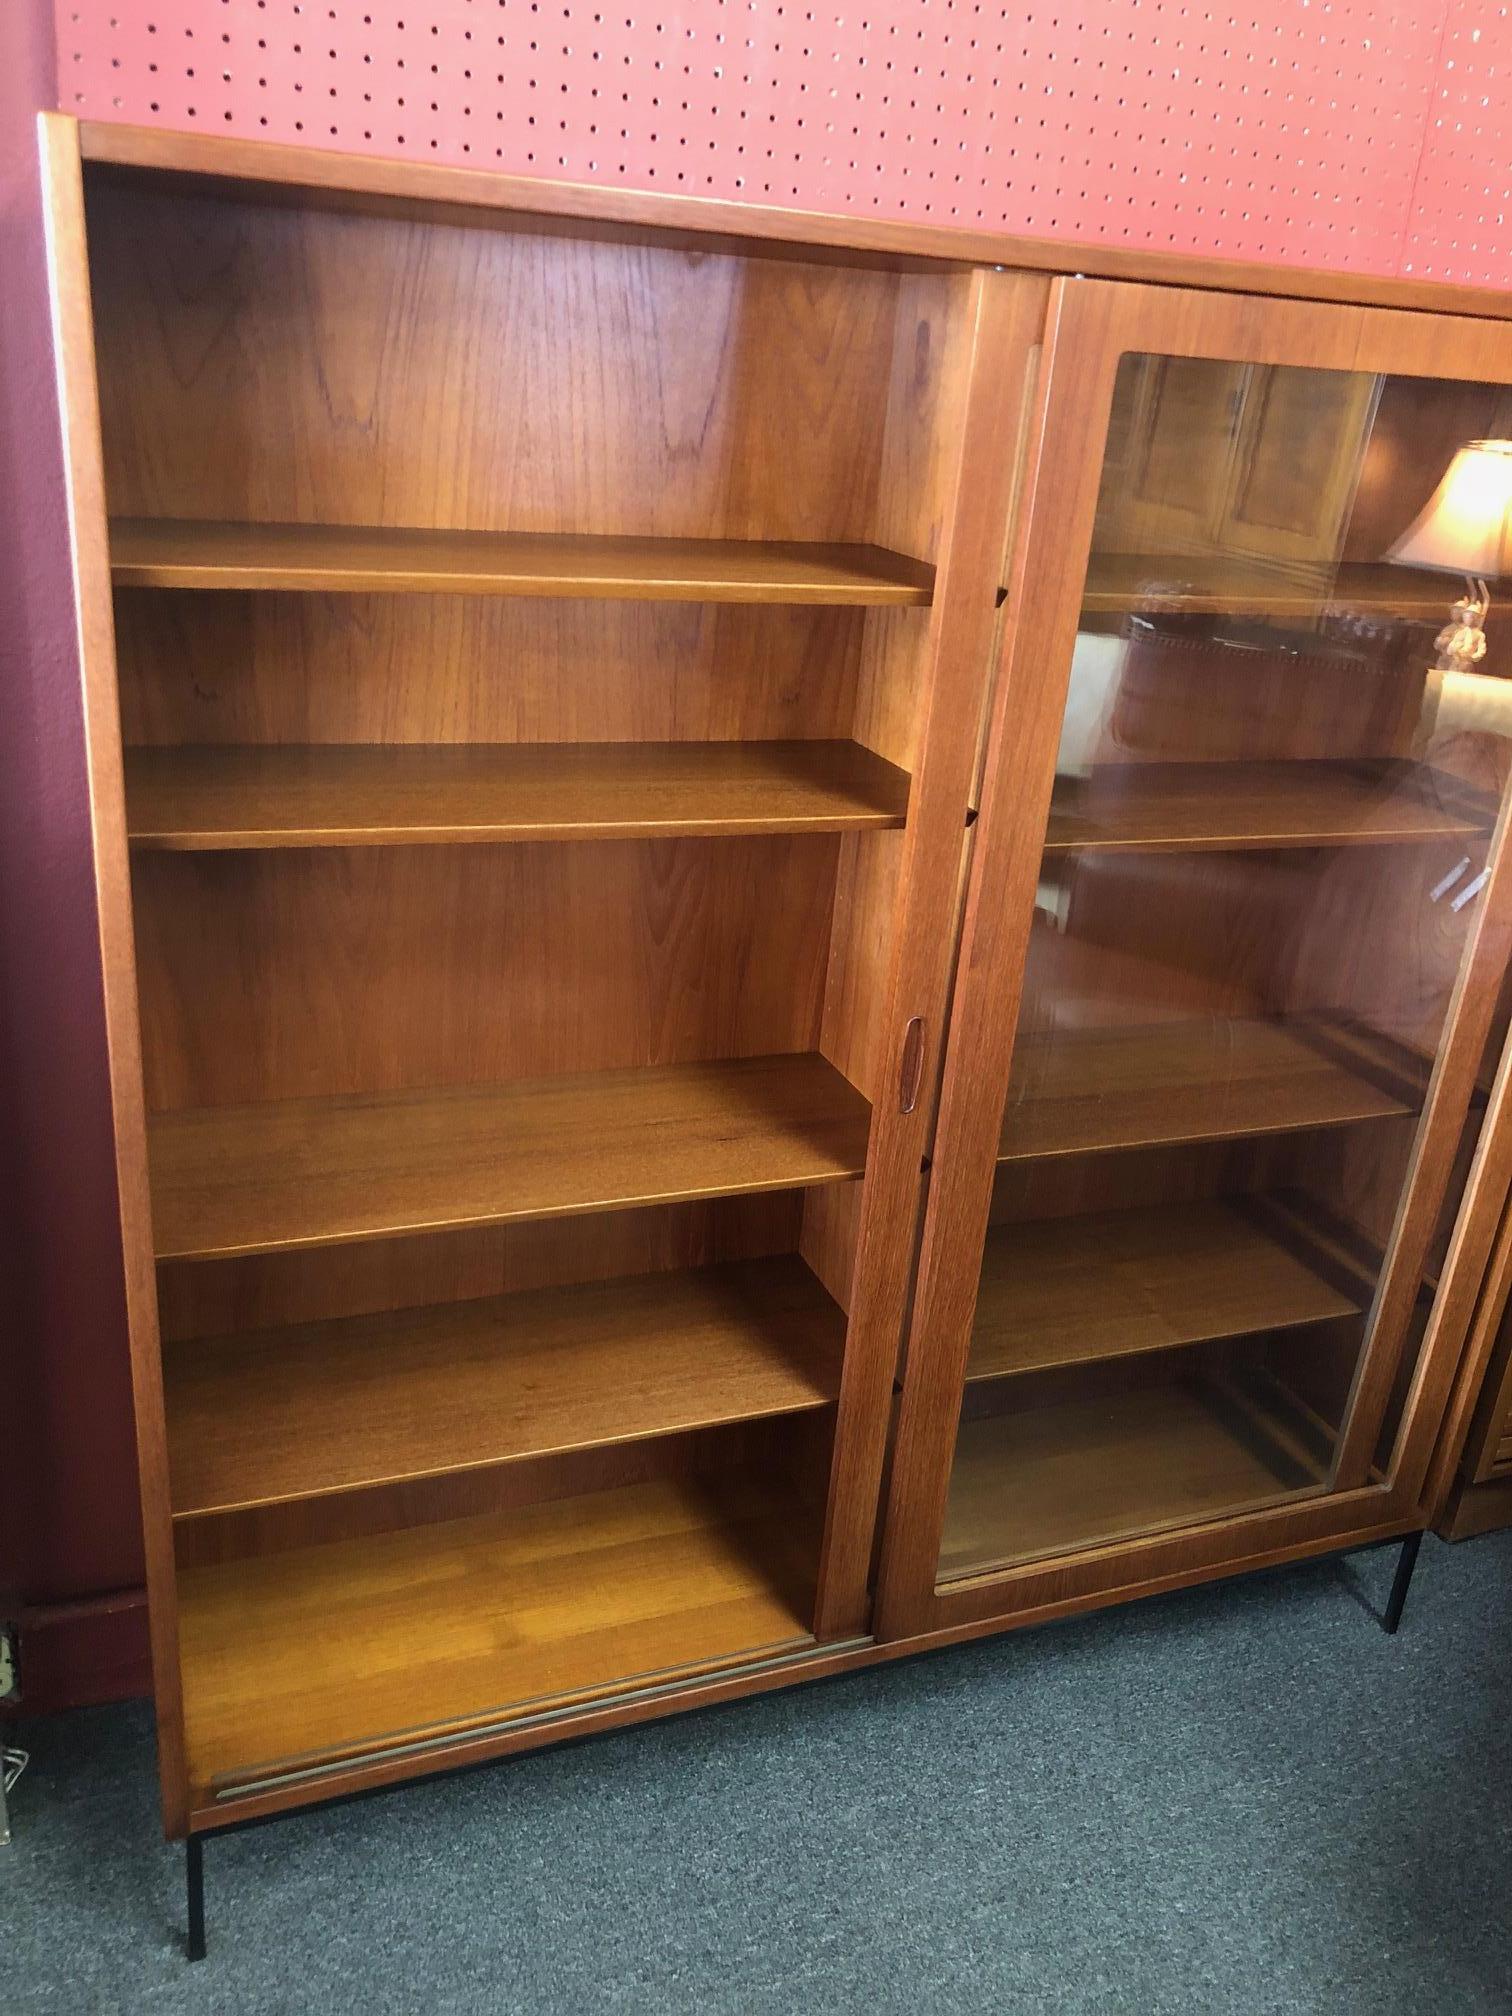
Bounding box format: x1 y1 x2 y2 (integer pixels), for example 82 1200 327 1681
1043 760 1492 855
940 1383 1322 1578
967 1198 1364 1382
109 520 937 606
178 1471 816 1795
166 1255 846 1517
1081 554 1503 619
148 1053 872 1261
999 1016 1423 1161
125 741 910 848
133 838 837 1113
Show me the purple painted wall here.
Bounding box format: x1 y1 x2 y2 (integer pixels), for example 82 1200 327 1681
0 0 146 1707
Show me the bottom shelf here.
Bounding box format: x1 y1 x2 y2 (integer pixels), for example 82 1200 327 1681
179 1469 817 1799
939 1377 1329 1582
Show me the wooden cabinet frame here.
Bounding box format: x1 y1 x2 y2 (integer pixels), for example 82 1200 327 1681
877 278 1512 1641
42 110 1051 1833
37 110 1512 1865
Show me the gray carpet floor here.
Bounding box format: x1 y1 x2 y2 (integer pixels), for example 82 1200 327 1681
6 1531 1511 2014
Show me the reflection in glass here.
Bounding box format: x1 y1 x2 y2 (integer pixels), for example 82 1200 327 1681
940 357 1512 1582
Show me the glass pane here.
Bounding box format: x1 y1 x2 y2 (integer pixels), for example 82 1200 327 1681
940 355 1512 1583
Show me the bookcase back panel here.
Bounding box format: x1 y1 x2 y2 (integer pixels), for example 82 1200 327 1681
1077 630 1426 768
86 183 960 551
114 591 871 748
1020 854 1294 1033
1026 837 1495 1044
156 1192 808 1344
134 835 836 1110
171 1406 824 1594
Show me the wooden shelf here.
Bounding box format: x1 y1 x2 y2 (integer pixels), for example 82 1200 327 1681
179 1470 816 1796
109 518 936 606
968 1196 1366 1383
999 1015 1425 1162
940 1380 1325 1579
125 740 910 850
1044 760 1493 855
148 1052 871 1261
1082 553 1500 620
166 1255 845 1518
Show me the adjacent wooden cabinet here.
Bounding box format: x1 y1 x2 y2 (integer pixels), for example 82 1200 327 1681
42 115 1512 1857
1439 1265 1512 1538
1424 1008 1512 1541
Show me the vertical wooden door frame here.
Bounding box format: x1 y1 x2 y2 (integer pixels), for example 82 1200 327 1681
40 113 190 1835
812 267 1049 1639
875 275 1512 1641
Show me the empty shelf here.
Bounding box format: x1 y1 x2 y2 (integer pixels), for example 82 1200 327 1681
940 1380 1325 1579
149 1052 872 1261
167 1255 846 1518
109 519 936 605
1044 759 1493 854
125 740 910 849
179 1470 817 1798
1081 554 1500 620
999 1016 1425 1161
968 1197 1365 1383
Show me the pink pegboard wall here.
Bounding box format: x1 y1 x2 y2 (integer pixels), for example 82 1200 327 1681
53 0 1512 285
1402 0 1512 281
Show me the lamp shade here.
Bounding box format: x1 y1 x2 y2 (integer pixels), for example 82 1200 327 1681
1388 438 1512 579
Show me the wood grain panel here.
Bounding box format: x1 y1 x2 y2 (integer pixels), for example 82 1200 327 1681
1283 835 1492 1059
87 180 927 547
1080 631 1426 771
967 1198 1363 1381
815 828 905 1107
156 1193 804 1343
148 1052 872 1261
125 740 909 849
166 1254 845 1516
179 1468 818 1797
113 592 867 749
809 269 1050 1636
40 116 194 1833
110 521 935 606
1021 855 1294 1035
940 1381 1323 1579
172 1416 802 1568
133 837 835 1110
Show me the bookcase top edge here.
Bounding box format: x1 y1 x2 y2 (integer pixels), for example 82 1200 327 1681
65 114 1512 322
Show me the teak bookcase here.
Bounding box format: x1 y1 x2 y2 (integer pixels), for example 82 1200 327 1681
40 114 1512 1938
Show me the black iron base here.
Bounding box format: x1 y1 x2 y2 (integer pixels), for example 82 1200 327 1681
186 1832 205 1962
1382 1528 1423 1636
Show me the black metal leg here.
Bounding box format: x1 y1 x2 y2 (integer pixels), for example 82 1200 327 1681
1383 1530 1423 1635
186 1834 206 1962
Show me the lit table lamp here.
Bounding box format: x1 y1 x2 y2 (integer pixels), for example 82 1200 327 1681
1388 438 1512 672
